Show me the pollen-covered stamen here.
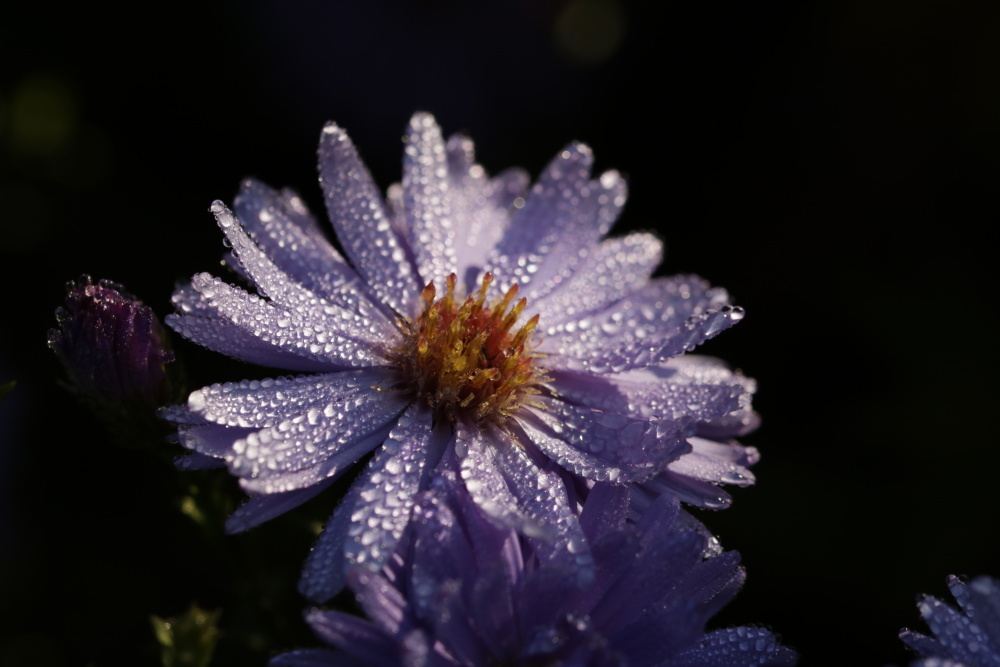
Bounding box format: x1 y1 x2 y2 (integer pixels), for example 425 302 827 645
392 272 546 424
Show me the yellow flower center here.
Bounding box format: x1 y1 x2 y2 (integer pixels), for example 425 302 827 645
392 272 546 425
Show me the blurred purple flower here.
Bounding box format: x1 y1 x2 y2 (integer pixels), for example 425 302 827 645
270 475 796 667
49 275 175 407
900 575 1000 666
163 113 758 601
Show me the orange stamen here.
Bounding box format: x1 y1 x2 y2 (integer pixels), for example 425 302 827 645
390 273 548 424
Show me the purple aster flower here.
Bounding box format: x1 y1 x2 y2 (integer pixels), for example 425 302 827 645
900 575 1000 666
49 275 176 407
163 113 757 601
270 474 796 667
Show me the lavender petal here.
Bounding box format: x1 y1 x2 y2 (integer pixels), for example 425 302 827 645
227 389 410 481
344 404 443 574
402 113 458 288
537 232 662 325
225 477 338 534
185 369 393 429
318 122 421 316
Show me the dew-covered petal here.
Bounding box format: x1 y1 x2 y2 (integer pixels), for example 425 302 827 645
227 389 410 480
487 143 592 283
300 487 357 602
486 145 626 301
170 283 217 318
671 626 799 667
236 424 392 495
170 280 394 372
487 168 531 212
948 576 973 614
167 311 337 373
211 200 322 305
899 630 949 660
233 179 360 299
666 437 757 487
547 365 749 424
186 369 394 429
295 421 415 601
344 404 445 575
634 469 734 510
402 113 457 287
178 423 255 459
225 477 339 534
913 594 994 666
537 232 661 325
514 413 654 485
605 360 753 423
966 576 1000 655
383 182 408 244
697 406 762 440
182 273 391 369
457 421 594 585
456 427 544 538
215 199 396 329
318 122 422 315
159 404 207 426
443 134 529 291
173 275 391 347
542 305 744 374
542 273 732 342
520 398 692 482
205 203 397 338
660 354 758 390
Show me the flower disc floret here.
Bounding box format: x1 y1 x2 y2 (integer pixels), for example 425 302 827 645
391 272 545 425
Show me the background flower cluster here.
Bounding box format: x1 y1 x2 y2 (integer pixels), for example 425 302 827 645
4 1 1000 665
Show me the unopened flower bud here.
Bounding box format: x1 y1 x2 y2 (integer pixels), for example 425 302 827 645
49 276 181 443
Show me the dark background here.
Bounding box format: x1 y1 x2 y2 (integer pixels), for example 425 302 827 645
3 1 1000 665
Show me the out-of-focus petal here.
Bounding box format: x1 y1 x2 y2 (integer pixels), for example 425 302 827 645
302 609 397 667
671 627 799 667
900 575 1000 666
225 478 338 534
457 421 594 585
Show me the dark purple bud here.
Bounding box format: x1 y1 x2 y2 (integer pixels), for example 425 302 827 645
48 275 175 406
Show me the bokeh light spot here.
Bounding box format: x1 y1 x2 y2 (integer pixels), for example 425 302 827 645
8 74 78 159
554 0 626 65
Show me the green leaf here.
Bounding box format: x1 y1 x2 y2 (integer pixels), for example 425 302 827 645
150 604 221 667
